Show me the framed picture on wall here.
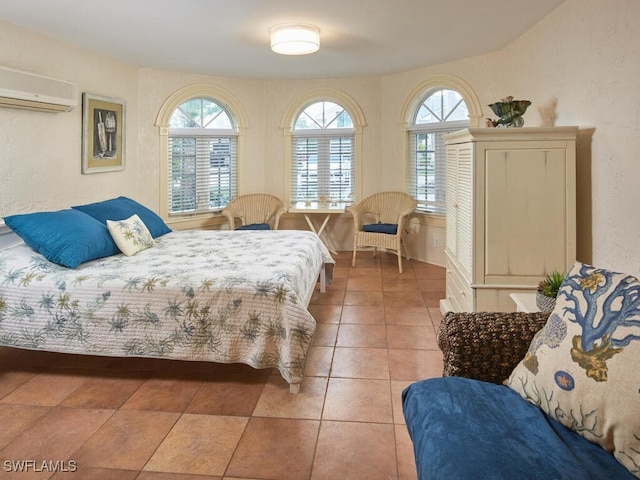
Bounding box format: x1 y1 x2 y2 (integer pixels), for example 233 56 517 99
82 93 126 173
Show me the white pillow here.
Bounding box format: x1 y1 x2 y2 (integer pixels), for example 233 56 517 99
106 214 155 256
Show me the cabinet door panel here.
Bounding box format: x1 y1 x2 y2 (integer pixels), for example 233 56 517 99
484 148 567 277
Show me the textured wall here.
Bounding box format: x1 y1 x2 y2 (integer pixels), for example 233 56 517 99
0 21 141 215
380 0 640 274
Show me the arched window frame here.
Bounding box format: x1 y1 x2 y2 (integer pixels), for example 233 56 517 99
399 75 482 215
156 85 248 228
281 89 366 206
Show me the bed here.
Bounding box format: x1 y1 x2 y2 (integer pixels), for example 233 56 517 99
0 201 334 394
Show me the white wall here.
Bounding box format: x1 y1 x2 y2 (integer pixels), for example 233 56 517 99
503 0 640 275
1 0 639 273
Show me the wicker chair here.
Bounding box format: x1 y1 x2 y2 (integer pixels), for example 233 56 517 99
437 311 550 384
347 192 417 273
221 193 285 231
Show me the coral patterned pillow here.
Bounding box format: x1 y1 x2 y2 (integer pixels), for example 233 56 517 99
507 262 640 477
106 214 155 256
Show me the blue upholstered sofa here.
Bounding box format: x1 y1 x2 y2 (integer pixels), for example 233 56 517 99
402 311 635 480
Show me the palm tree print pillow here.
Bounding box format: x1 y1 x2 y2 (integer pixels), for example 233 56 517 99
107 214 155 256
507 262 640 478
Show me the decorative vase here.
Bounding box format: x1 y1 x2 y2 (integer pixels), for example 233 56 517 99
487 98 531 128
536 291 556 312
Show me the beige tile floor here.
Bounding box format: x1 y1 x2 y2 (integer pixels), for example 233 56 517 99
0 252 445 480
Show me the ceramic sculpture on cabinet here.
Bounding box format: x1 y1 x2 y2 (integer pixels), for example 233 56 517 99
486 95 531 127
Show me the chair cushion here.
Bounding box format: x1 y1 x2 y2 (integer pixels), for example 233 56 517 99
506 262 640 476
402 377 634 479
362 223 397 234
236 223 271 230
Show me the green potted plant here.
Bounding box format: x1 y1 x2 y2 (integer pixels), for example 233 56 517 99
536 270 566 312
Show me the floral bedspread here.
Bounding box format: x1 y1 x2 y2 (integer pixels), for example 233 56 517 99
0 230 334 386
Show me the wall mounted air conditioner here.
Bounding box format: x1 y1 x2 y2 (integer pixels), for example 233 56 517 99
0 65 78 113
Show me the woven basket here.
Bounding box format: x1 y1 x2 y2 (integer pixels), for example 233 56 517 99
536 291 556 312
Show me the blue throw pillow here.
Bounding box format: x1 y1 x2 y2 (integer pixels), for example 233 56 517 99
236 223 271 230
3 209 119 268
72 196 171 238
363 223 397 234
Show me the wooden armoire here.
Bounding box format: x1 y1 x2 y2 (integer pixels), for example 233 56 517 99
440 127 578 313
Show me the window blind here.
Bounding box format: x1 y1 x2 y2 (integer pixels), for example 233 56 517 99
406 89 469 216
407 123 467 215
291 132 354 203
168 134 237 215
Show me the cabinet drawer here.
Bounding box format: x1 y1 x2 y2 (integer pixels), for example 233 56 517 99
446 260 473 312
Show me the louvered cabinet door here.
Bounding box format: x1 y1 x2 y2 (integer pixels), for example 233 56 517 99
444 141 474 312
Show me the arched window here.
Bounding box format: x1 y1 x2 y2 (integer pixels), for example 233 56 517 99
167 97 237 215
407 89 469 215
291 101 355 203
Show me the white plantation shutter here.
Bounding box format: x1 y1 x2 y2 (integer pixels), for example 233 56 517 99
406 126 459 215
406 89 468 215
291 101 355 203
168 134 237 214
291 131 354 202
167 98 237 215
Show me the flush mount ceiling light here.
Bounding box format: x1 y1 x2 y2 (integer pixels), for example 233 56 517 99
270 24 320 55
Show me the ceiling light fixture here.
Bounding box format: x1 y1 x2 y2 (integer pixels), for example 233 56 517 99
270 24 320 55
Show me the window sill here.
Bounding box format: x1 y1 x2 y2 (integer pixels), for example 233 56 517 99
411 211 445 228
